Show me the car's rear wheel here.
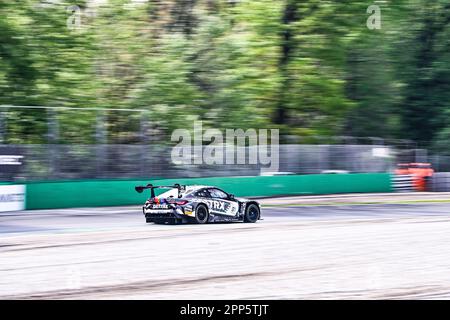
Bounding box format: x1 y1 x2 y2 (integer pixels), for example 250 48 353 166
194 204 209 224
244 204 259 223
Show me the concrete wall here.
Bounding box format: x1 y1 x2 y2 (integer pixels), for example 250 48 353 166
24 173 392 210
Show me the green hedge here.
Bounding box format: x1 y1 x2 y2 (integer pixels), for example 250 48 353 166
24 173 392 210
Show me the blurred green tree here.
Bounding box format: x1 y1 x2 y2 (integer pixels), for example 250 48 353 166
0 0 448 151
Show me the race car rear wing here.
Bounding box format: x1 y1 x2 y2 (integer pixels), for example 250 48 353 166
135 183 186 198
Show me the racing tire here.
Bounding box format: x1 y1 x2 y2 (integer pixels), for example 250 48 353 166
194 204 209 224
244 204 259 223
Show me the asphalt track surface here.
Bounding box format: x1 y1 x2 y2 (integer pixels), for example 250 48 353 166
2 202 450 299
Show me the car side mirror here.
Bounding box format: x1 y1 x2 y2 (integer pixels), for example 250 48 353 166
229 194 235 200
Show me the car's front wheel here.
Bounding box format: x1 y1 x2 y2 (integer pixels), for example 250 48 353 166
194 204 209 224
244 204 259 223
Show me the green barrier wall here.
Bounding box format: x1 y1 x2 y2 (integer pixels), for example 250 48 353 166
25 173 392 210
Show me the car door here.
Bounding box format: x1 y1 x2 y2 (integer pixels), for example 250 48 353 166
206 188 239 217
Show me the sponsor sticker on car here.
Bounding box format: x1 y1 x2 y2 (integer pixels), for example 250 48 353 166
152 204 169 209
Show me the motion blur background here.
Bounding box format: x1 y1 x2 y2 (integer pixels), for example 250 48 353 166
0 0 449 180
3 1 450 301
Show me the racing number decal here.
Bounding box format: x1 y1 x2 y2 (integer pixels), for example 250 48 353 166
206 199 238 216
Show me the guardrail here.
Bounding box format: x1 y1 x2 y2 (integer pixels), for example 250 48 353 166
392 174 415 192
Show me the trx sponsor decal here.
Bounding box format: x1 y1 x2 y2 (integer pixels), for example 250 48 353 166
205 199 237 216
208 200 226 211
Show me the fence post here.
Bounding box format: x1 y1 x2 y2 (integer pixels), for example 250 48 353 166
47 108 59 178
140 110 149 177
96 110 107 178
0 108 6 143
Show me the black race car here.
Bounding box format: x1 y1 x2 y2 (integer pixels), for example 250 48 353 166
135 183 261 224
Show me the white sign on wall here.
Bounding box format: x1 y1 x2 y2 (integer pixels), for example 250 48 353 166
0 185 25 212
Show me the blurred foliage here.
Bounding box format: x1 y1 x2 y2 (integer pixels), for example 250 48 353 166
0 0 449 150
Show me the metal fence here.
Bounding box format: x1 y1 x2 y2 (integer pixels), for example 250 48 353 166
430 173 450 192
428 155 450 173
0 143 435 181
1 106 448 181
